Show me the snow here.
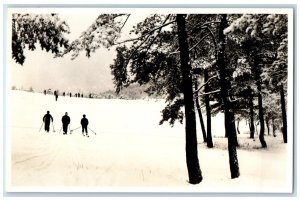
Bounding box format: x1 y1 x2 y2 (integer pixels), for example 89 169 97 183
5 90 292 193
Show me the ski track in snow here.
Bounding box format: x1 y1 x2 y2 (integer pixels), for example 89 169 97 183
8 91 292 192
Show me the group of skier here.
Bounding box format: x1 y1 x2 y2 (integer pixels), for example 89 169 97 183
42 111 91 137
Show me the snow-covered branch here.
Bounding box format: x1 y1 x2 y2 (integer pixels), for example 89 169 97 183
229 97 242 103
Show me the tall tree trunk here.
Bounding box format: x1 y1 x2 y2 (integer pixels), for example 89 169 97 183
280 84 287 143
254 57 267 148
258 91 267 147
217 14 240 179
204 69 213 148
272 117 277 137
236 118 240 134
195 82 207 143
176 14 202 184
248 86 255 139
266 117 270 136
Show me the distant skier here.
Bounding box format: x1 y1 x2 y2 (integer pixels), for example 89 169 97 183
61 112 71 134
54 90 58 101
43 111 53 132
81 114 89 137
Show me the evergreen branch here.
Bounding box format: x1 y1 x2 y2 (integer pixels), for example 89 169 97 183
109 16 178 88
122 17 176 72
113 19 176 46
145 14 171 52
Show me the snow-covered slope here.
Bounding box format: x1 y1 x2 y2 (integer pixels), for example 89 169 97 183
6 90 292 193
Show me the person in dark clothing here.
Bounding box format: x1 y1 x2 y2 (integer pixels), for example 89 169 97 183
43 111 53 132
61 112 71 134
81 114 89 137
54 90 58 101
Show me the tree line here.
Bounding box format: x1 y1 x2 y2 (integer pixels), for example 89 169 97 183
12 13 288 184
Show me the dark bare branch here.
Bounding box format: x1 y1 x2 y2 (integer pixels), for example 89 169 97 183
120 14 131 30
189 33 210 52
205 26 218 57
118 16 177 78
145 14 171 52
113 19 176 46
194 73 218 94
195 89 221 98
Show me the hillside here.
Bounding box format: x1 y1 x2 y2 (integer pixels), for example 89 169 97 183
6 90 292 193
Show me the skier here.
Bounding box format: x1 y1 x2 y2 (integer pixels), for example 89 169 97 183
61 112 71 134
81 114 89 137
54 90 58 101
43 111 53 132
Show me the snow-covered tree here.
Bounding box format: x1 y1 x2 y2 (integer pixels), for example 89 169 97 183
187 14 220 148
66 14 129 59
261 14 288 143
225 14 288 144
68 12 246 181
12 13 70 65
216 14 240 178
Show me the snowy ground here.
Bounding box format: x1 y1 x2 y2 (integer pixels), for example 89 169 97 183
5 90 293 193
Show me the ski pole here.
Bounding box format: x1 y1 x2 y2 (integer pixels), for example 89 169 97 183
52 122 56 132
59 126 62 133
70 126 81 133
39 122 44 132
88 127 96 135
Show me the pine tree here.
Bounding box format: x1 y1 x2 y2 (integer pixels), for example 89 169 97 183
176 14 203 184
225 14 288 145
217 14 240 179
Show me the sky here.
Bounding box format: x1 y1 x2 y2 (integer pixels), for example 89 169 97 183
9 9 148 94
8 7 294 95
10 11 113 93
